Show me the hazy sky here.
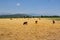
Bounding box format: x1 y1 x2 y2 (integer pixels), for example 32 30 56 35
0 0 60 16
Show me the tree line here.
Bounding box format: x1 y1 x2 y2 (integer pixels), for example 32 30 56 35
0 15 60 18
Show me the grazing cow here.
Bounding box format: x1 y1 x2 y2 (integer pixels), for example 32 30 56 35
23 22 27 25
53 20 55 24
35 21 38 24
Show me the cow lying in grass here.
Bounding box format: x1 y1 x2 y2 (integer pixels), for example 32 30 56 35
10 18 12 20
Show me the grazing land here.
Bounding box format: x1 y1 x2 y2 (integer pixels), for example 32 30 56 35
0 18 60 40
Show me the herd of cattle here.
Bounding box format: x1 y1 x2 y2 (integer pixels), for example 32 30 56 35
10 18 55 25
23 20 55 25
23 21 38 25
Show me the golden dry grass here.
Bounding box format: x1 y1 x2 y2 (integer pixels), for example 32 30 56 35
0 18 60 40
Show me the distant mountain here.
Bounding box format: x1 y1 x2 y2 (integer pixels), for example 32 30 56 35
0 14 32 18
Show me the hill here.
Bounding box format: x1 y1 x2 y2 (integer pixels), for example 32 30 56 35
0 14 32 18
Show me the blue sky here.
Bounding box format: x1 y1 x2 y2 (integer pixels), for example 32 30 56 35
0 0 60 16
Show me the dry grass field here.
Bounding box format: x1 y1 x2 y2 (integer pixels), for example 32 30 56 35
0 18 60 40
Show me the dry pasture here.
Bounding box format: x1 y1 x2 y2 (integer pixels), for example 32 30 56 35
0 18 60 40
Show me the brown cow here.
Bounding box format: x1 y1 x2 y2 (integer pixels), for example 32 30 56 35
23 22 28 25
39 18 41 20
35 21 38 24
53 20 55 24
10 18 12 20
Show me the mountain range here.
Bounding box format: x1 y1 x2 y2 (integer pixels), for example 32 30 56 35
0 13 32 18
